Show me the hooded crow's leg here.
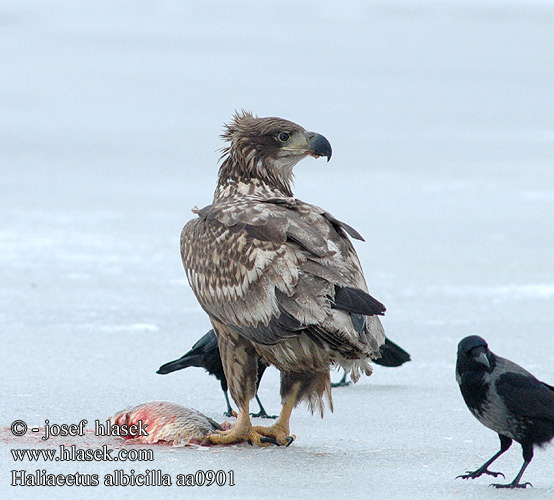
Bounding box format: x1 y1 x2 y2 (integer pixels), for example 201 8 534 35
222 390 234 418
457 434 512 480
250 394 277 419
331 370 351 388
491 443 533 489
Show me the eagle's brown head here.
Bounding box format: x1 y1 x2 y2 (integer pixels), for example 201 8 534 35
216 111 332 199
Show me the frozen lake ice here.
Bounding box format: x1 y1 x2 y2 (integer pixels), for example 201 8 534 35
1 1 554 498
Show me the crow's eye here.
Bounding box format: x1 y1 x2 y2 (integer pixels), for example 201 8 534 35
277 132 291 143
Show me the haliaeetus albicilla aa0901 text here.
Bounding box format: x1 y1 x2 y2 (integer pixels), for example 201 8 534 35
180 111 386 446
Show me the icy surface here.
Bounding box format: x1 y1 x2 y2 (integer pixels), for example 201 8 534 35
1 0 554 498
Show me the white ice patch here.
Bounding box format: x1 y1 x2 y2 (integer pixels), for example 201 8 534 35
429 283 554 301
100 323 159 332
519 190 554 202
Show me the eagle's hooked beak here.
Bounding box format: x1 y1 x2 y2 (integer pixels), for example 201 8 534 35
305 131 332 162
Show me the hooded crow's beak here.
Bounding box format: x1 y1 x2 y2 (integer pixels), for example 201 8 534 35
475 351 490 369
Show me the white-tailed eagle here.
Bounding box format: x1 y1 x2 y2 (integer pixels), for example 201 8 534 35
180 111 386 446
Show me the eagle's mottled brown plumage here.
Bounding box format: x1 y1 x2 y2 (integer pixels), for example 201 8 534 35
180 111 386 446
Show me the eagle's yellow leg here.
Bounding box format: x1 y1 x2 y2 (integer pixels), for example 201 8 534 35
209 406 273 446
252 382 300 446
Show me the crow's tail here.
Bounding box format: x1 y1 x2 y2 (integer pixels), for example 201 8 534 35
156 354 202 375
374 337 411 367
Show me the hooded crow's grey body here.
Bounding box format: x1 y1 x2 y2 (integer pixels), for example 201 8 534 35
456 335 554 488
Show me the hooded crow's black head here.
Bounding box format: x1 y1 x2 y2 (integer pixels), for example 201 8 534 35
457 335 495 374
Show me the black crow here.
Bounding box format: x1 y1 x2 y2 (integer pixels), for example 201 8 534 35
157 330 276 419
332 337 411 387
456 335 554 488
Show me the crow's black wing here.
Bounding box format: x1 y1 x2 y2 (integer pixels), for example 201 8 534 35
496 372 554 420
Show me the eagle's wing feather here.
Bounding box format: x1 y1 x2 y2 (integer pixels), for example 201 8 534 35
322 210 365 242
332 286 386 316
181 198 384 354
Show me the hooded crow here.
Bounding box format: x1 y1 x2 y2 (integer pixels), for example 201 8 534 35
456 335 554 488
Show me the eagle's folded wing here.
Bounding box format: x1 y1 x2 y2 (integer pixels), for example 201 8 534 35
181 198 384 354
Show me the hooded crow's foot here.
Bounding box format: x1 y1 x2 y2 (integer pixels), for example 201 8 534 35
250 395 277 419
491 482 532 489
250 409 277 419
331 371 351 388
457 468 504 480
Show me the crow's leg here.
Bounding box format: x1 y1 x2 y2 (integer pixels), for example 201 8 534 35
491 443 533 489
222 390 235 418
250 394 277 419
457 434 511 480
331 370 351 388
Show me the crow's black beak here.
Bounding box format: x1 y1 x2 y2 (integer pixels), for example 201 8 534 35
306 131 332 162
475 351 490 369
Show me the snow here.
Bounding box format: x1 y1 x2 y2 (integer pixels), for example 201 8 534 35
1 0 554 498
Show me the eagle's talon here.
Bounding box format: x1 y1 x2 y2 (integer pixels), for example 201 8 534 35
214 428 233 436
260 436 281 446
252 424 295 446
210 428 270 447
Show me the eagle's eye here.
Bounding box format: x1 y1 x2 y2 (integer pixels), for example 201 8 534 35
277 132 291 143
